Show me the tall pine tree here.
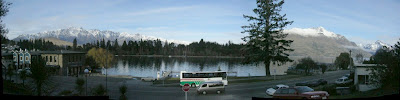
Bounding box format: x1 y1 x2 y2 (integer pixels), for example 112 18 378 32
241 0 294 76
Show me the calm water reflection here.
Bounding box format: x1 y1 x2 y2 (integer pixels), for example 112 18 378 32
107 56 266 78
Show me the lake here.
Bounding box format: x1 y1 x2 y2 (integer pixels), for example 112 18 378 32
105 56 266 78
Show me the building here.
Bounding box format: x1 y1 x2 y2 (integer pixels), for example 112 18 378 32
11 49 38 70
40 50 86 76
2 49 86 76
2 51 14 73
354 64 382 92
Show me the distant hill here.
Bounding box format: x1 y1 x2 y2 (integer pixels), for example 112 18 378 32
283 27 372 60
42 37 81 47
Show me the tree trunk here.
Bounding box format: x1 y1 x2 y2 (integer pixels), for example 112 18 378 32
264 61 271 76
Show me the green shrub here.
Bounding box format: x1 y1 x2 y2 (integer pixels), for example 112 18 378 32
119 84 127 100
92 84 107 96
119 85 127 95
321 84 337 96
58 90 73 96
75 78 85 95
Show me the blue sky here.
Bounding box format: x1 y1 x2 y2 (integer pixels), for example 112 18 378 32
3 0 400 45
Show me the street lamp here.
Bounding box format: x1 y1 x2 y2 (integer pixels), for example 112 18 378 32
84 68 89 96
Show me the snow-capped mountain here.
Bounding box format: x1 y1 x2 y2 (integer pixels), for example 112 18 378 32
283 27 372 58
357 40 392 54
283 27 345 39
13 27 191 45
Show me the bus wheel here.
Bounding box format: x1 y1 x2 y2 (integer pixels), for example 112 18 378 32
217 90 221 94
202 91 207 95
191 83 196 88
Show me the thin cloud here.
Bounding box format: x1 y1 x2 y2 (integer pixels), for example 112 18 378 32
125 6 199 16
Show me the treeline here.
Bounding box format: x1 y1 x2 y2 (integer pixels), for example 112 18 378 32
81 38 245 56
4 36 246 57
15 39 67 51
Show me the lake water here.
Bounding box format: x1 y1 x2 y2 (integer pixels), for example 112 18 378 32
106 56 266 78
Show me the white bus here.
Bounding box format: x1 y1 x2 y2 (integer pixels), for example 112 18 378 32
180 71 228 87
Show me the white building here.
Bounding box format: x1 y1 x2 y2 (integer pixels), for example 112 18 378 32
354 64 382 92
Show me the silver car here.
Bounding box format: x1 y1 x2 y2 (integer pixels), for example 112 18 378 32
197 82 225 95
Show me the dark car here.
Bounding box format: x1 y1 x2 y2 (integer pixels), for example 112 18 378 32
296 79 327 87
273 86 329 99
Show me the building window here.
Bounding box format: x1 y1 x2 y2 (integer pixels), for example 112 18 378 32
26 56 29 61
54 56 57 62
50 56 53 62
358 75 370 85
46 56 48 62
20 56 23 61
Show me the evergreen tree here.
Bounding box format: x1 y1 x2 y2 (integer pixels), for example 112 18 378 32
114 39 119 51
241 0 294 76
1 0 11 44
101 38 105 48
96 40 99 48
73 38 77 50
106 40 111 50
122 40 128 51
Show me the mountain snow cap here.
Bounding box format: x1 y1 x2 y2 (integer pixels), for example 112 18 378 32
284 26 343 38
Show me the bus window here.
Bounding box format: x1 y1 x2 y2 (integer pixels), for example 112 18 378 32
183 73 192 78
222 73 227 80
209 73 214 78
199 73 207 78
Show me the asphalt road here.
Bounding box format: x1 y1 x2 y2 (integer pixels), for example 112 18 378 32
4 70 349 100
124 70 350 100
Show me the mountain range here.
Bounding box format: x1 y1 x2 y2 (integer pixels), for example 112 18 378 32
283 27 372 61
13 26 387 59
13 27 191 45
357 40 392 54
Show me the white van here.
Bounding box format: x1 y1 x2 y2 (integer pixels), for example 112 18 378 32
197 82 225 95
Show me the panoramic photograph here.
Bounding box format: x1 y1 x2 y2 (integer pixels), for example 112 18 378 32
1 0 399 99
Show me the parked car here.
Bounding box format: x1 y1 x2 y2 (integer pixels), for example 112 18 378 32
141 76 156 82
273 86 329 99
266 84 289 96
295 79 327 87
335 77 353 85
197 82 225 95
316 79 328 85
295 81 310 86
